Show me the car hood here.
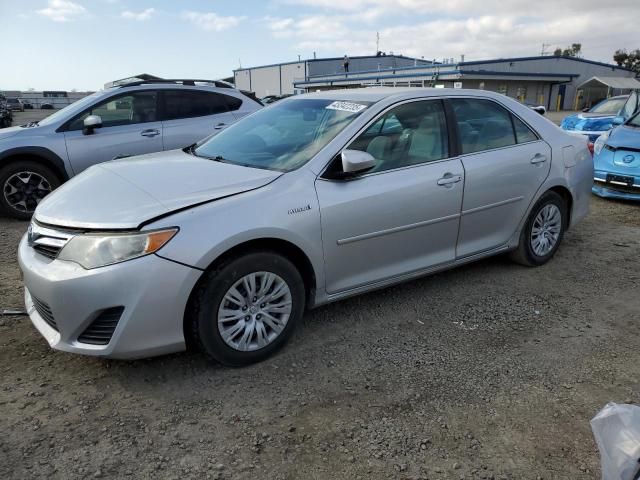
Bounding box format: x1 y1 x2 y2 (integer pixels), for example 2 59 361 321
606 125 640 150
561 113 615 132
0 125 26 141
34 149 282 230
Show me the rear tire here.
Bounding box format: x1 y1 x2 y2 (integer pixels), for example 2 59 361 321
510 191 567 267
190 252 305 366
0 161 60 220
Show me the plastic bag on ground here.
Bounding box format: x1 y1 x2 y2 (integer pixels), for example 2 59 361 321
591 402 640 480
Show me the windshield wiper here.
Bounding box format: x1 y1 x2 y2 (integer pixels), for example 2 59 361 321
203 154 229 163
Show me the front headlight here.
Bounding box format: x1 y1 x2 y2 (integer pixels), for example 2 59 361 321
58 228 178 269
593 131 609 156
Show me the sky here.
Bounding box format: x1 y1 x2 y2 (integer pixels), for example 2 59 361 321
1 0 638 91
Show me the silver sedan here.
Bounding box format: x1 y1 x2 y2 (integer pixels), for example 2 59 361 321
18 88 593 366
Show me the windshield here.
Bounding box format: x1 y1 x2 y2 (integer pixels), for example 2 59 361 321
194 98 372 171
37 91 105 126
589 97 626 115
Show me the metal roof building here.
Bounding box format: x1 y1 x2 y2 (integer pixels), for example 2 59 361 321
235 55 637 111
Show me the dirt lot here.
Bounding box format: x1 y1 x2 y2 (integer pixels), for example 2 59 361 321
0 195 638 480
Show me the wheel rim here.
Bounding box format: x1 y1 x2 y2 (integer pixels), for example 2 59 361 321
3 171 52 213
217 271 292 352
530 204 562 257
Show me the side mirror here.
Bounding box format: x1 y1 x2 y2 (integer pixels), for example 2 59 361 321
341 149 376 175
612 116 625 126
83 115 102 135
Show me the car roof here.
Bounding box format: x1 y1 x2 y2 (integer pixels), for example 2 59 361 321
300 87 511 103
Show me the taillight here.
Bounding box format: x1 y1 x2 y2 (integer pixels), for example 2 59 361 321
587 142 594 156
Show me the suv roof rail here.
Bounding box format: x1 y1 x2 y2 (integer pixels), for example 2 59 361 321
118 79 235 89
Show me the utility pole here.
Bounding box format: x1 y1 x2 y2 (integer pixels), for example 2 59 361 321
376 31 380 53
540 43 552 56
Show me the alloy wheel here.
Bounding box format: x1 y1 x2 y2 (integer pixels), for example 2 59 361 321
217 271 293 352
530 204 562 257
3 171 52 213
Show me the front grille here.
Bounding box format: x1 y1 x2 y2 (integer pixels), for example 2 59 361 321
33 244 62 259
28 222 74 260
603 183 640 195
77 307 124 345
32 296 58 331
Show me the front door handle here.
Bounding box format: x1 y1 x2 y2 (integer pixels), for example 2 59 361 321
214 123 227 130
530 153 547 164
140 129 160 137
437 173 462 186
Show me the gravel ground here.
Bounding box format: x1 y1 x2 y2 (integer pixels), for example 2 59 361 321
1 196 639 480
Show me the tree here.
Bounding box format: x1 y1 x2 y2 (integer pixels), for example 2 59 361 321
613 49 640 73
553 43 582 57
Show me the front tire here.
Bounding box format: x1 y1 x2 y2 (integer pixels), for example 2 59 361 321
510 191 567 267
191 252 306 366
0 161 60 220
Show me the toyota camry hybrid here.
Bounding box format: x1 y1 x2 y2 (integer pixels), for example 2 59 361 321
18 88 593 366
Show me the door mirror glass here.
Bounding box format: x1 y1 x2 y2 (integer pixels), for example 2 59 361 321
83 115 102 135
341 149 376 174
612 116 625 126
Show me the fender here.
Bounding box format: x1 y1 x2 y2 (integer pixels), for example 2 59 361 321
0 146 70 181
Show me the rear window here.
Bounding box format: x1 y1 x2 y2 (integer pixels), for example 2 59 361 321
162 90 231 120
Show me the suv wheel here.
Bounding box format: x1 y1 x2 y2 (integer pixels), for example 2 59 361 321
0 161 60 220
510 191 567 267
191 252 305 366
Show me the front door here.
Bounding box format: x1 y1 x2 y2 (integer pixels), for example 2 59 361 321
63 90 162 174
449 97 551 258
316 99 464 294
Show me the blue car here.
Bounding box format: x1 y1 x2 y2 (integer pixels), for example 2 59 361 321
561 95 629 143
593 109 640 201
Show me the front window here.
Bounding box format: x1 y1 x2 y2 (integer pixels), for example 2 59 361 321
67 91 157 130
590 97 627 115
193 98 372 171
627 111 640 127
348 100 449 173
622 91 638 119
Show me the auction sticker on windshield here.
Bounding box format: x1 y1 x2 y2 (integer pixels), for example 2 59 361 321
325 101 368 113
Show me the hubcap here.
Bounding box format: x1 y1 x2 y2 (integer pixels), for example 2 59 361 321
217 271 292 352
3 171 52 213
530 204 562 257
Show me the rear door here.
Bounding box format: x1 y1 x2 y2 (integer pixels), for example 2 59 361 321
450 97 551 258
63 90 163 174
160 90 239 150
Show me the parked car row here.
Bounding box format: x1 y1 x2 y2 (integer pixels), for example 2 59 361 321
561 91 640 201
0 95 13 128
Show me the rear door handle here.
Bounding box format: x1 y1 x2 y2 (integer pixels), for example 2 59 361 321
214 123 227 130
140 129 160 137
530 153 547 164
437 173 462 186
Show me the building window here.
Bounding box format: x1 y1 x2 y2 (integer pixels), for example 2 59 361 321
43 91 68 98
